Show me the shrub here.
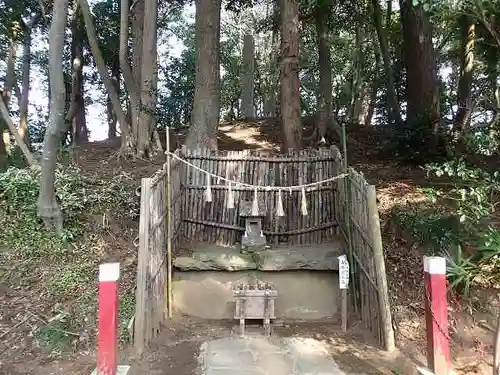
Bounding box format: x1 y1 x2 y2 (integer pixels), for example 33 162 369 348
391 157 500 299
0 164 139 355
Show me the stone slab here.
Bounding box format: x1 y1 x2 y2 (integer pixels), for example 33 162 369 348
90 365 130 375
204 349 255 369
199 336 346 375
284 337 346 374
254 244 343 271
174 247 257 271
206 369 264 375
174 240 345 272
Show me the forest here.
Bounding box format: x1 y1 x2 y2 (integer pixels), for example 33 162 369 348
2 0 500 373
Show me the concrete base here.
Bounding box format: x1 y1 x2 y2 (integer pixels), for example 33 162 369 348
172 270 339 320
91 365 130 375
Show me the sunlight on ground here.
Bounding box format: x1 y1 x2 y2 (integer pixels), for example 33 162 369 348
218 121 279 151
377 182 428 214
287 337 330 357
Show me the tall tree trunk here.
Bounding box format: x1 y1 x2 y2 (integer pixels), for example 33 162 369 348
130 0 144 147
1 38 16 156
242 33 255 119
349 27 365 123
399 0 440 138
79 0 131 149
185 0 222 149
67 7 88 145
19 19 35 149
486 42 500 137
489 59 500 124
280 0 301 151
263 2 279 117
137 0 158 157
63 73 72 145
38 0 69 231
453 16 475 131
355 84 370 125
0 99 34 165
372 0 401 125
365 48 381 126
315 0 332 142
0 53 34 166
108 57 120 138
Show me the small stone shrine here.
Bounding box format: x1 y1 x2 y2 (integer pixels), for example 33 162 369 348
233 280 277 336
239 199 267 252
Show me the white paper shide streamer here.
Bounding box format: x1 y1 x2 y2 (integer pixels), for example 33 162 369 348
251 187 259 216
300 186 308 216
276 189 285 217
205 172 212 202
227 182 235 209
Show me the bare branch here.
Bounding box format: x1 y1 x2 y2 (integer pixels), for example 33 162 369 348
0 92 35 165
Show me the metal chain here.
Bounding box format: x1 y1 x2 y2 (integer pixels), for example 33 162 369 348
423 276 454 342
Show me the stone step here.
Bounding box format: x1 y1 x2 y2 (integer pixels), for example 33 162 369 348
174 238 345 272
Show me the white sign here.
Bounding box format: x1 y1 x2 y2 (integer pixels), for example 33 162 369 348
338 254 349 289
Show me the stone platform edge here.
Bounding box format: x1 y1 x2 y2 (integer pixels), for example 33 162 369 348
173 245 345 272
91 365 130 375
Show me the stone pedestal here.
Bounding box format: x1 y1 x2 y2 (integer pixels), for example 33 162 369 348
233 281 277 336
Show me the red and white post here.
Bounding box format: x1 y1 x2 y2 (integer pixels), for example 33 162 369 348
422 256 452 375
91 263 130 375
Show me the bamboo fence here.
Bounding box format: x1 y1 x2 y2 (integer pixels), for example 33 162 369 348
337 167 395 352
133 145 395 353
180 146 341 245
134 150 183 354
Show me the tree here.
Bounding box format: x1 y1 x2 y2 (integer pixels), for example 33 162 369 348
66 5 89 145
138 0 160 156
185 0 222 149
371 0 401 125
315 0 333 142
90 0 121 139
453 15 475 131
79 0 131 152
241 33 255 119
38 0 69 231
18 15 39 149
0 92 35 165
399 0 440 148
280 0 301 151
1 34 16 156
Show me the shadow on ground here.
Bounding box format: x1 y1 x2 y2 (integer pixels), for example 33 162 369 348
125 317 421 375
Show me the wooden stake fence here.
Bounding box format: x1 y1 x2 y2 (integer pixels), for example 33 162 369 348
133 145 395 353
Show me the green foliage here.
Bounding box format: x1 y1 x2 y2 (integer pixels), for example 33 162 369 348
49 263 93 299
0 164 138 354
383 120 446 163
424 158 500 228
442 227 500 299
35 318 75 355
391 206 462 252
476 226 500 262
0 165 138 259
391 157 500 299
463 128 500 156
424 158 500 297
119 290 136 344
444 244 478 297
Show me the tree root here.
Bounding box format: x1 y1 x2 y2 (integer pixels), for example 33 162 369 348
38 200 63 234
